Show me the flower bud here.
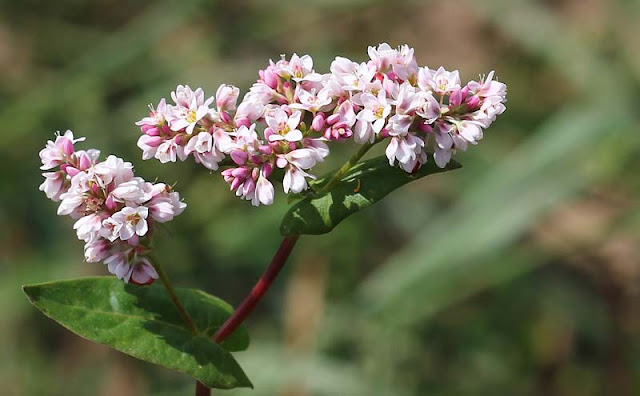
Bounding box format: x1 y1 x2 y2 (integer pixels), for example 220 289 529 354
311 113 325 131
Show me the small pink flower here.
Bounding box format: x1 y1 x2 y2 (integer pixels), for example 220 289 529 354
136 98 167 127
39 130 85 170
73 213 104 242
356 90 391 136
418 66 461 95
166 85 213 134
39 171 66 201
215 84 240 112
107 206 149 241
265 109 303 143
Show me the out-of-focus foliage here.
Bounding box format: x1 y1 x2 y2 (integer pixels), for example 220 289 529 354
1 0 639 395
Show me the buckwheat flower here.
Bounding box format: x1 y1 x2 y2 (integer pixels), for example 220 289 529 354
107 206 149 241
415 91 441 123
432 123 468 168
392 82 421 115
339 61 376 92
110 177 151 204
390 44 418 82
84 239 110 263
137 135 162 160
254 166 275 206
323 101 356 141
183 132 225 170
235 96 266 124
278 53 314 80
171 85 204 108
419 66 461 95
454 120 484 145
136 98 167 128
467 71 507 100
148 186 186 223
104 253 158 285
385 133 425 172
282 165 314 194
290 87 332 113
155 139 181 163
73 213 104 242
57 190 85 216
91 155 134 187
166 85 213 134
356 90 392 140
367 43 397 71
129 257 159 285
215 84 240 112
247 82 279 105
39 130 85 170
265 108 303 143
39 171 66 201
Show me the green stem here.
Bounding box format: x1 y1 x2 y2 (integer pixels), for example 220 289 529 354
149 256 198 335
318 141 376 193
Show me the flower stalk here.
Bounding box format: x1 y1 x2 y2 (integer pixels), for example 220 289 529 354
150 256 198 335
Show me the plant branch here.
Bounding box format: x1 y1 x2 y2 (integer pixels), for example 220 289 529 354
149 255 198 335
196 141 376 395
317 141 376 193
196 235 300 396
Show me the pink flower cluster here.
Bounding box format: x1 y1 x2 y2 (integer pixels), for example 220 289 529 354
39 130 186 284
136 43 507 205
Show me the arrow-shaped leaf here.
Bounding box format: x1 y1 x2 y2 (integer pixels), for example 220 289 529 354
23 277 252 389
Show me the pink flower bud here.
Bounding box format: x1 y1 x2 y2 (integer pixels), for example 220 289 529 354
61 138 74 156
231 167 249 179
141 125 160 136
261 163 273 178
264 127 274 141
235 118 251 128
220 111 232 124
78 153 92 170
311 113 325 131
465 95 480 110
66 166 80 177
230 150 248 165
418 122 433 133
127 234 140 247
243 178 256 195
449 89 463 107
230 178 242 191
91 183 100 195
105 195 117 211
326 113 341 126
264 69 279 89
258 145 273 155
276 157 288 168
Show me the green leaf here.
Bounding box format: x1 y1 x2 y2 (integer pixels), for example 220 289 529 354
23 277 252 389
280 155 461 236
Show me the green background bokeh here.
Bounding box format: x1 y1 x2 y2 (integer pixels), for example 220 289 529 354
1 0 639 394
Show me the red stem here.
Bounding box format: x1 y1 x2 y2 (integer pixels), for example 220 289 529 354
196 235 300 395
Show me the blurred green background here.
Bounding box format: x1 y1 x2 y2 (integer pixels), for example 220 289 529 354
2 0 640 394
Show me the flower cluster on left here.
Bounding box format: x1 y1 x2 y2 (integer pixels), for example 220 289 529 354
39 130 186 285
